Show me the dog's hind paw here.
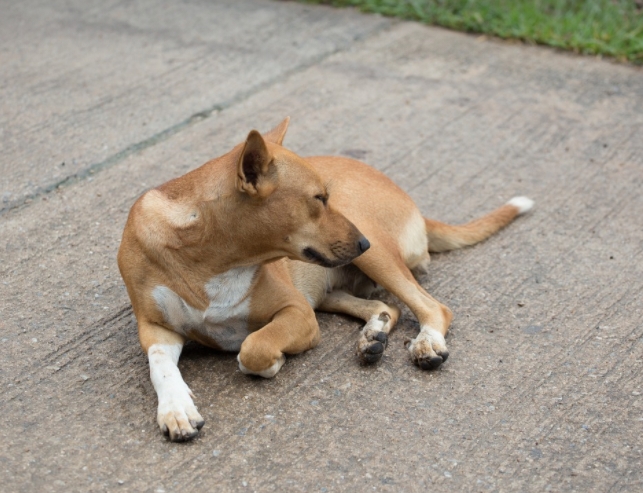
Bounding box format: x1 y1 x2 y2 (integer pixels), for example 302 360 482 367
357 330 388 364
406 326 449 371
357 312 394 364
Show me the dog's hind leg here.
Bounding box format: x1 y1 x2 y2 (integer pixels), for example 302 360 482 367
139 321 204 441
318 290 401 364
353 238 453 371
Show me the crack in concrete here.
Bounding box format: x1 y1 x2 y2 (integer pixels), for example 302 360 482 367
0 20 392 218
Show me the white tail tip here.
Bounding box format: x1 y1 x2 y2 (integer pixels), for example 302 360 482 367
507 196 534 215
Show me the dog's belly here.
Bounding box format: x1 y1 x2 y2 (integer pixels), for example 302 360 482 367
287 261 377 309
152 266 257 351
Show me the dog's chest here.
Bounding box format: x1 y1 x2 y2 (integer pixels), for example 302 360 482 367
153 266 258 351
204 266 256 324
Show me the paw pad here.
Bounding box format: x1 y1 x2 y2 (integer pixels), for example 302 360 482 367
416 355 444 371
357 331 388 364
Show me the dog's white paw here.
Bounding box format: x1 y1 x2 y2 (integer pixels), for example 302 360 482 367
238 354 286 378
357 312 394 364
405 326 449 370
157 386 204 441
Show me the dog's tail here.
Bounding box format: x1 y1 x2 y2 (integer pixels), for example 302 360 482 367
425 197 534 253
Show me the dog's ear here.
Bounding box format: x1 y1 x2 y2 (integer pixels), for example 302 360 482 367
237 130 276 197
262 116 290 146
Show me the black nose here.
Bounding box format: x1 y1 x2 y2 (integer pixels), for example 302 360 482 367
358 236 370 253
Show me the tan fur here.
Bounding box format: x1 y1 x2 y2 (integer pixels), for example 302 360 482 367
424 204 521 253
118 117 532 440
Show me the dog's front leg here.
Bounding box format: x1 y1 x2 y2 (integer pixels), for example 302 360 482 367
237 305 320 378
140 322 204 441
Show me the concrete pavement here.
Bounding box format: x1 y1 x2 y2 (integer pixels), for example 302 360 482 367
1 0 642 491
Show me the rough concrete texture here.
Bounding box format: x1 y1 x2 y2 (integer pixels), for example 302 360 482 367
1 0 642 492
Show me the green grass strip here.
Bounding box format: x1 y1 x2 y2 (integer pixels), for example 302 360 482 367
302 0 643 63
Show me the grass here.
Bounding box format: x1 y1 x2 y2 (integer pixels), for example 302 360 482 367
301 0 643 63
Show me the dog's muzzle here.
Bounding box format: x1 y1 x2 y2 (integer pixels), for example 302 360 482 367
303 236 370 268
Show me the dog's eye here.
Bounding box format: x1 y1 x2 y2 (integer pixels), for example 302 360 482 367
314 194 328 206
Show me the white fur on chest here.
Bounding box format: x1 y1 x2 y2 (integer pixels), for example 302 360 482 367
152 266 258 351
204 266 256 323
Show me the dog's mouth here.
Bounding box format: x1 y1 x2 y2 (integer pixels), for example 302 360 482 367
303 247 353 268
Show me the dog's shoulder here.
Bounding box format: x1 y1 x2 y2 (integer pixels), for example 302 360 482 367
139 187 197 226
128 187 203 250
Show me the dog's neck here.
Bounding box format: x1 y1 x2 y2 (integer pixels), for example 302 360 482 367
147 156 288 276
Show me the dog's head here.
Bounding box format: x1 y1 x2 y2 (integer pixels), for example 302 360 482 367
234 118 369 268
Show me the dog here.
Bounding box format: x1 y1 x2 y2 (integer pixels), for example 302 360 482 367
117 117 533 441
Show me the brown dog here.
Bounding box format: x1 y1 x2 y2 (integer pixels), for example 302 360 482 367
117 118 533 441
